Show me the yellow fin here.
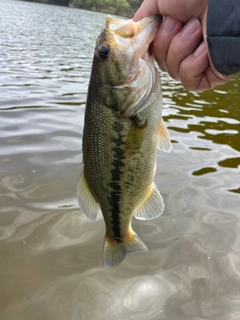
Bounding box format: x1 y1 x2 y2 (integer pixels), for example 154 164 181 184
102 232 148 267
134 183 164 220
157 118 172 153
125 120 146 156
77 169 101 222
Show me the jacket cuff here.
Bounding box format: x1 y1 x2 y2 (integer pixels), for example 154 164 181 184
207 0 240 75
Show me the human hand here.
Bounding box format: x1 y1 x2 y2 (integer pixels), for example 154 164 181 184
134 0 231 91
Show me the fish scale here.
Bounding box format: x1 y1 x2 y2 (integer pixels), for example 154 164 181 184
77 15 172 267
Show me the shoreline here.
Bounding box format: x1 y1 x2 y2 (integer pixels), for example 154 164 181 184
18 0 137 18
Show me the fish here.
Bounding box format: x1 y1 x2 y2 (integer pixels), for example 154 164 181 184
77 15 172 267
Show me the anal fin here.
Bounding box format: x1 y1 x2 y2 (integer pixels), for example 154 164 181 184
102 232 148 267
134 183 164 220
157 118 172 153
77 169 101 222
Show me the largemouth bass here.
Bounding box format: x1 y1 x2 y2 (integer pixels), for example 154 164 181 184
78 15 172 267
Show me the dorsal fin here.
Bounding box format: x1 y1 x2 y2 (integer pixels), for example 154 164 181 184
157 118 172 153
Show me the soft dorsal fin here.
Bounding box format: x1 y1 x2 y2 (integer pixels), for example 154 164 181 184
157 118 172 153
77 169 101 222
134 183 164 220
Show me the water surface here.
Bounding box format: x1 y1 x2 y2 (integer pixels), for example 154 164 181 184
0 1 240 319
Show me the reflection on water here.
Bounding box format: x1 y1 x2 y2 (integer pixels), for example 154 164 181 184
0 0 240 319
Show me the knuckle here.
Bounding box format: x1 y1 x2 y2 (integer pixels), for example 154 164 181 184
179 64 197 91
179 59 189 77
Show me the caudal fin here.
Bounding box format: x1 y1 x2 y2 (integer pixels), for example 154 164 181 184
102 232 148 267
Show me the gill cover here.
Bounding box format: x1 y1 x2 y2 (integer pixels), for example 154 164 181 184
94 15 161 119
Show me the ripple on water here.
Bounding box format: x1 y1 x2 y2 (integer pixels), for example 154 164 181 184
0 1 240 320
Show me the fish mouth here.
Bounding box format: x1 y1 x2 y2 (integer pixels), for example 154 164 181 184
99 15 161 119
105 15 161 59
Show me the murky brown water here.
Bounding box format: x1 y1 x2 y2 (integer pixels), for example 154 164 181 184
1 1 240 319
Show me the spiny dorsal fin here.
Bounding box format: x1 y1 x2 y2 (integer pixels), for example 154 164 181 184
157 118 172 153
77 169 101 222
102 232 148 267
134 183 164 220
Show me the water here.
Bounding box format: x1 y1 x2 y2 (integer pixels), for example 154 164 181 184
0 1 240 319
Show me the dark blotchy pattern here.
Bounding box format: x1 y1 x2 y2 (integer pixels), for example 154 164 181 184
107 120 126 240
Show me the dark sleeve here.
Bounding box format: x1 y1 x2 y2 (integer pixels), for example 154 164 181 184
207 0 240 75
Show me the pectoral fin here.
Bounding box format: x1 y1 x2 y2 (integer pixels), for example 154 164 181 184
125 119 146 156
77 169 101 222
134 183 164 220
157 118 172 153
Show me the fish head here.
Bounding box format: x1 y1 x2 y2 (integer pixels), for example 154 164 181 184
92 15 161 118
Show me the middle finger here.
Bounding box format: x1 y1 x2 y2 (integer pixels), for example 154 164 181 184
166 17 202 80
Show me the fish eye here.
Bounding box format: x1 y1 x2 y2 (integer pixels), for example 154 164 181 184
98 44 110 59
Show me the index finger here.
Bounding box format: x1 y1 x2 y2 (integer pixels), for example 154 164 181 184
134 0 207 23
133 1 162 21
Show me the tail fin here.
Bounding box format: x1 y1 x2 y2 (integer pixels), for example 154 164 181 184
102 232 148 268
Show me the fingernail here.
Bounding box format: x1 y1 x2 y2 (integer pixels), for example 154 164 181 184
181 18 200 37
193 42 206 57
161 16 178 34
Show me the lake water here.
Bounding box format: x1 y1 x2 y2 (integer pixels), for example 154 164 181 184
0 0 240 319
